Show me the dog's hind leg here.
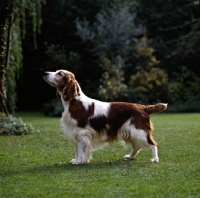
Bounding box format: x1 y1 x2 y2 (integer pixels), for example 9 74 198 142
149 144 159 163
123 147 141 160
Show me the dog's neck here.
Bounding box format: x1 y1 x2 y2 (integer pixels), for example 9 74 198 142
59 81 90 110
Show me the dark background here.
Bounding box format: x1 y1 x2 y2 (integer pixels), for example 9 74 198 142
15 0 200 112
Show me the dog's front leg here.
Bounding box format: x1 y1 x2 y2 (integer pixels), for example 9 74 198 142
70 132 92 165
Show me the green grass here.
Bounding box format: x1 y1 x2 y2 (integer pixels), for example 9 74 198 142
0 112 200 198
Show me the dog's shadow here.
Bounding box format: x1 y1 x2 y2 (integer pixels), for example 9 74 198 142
2 158 154 178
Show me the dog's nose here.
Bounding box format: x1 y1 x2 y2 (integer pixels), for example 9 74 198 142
43 72 49 76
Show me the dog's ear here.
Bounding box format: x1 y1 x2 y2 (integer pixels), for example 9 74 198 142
56 90 61 99
62 79 78 101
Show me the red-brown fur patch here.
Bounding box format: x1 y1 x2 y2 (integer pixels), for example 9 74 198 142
63 79 78 101
69 99 94 128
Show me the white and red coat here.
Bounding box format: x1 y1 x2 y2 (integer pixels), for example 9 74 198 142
43 70 167 164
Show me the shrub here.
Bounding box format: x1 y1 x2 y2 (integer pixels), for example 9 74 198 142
129 34 168 104
167 96 200 112
98 56 127 101
0 113 39 136
42 98 63 117
169 66 200 105
123 87 147 104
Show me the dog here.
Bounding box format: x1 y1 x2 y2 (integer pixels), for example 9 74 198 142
43 69 167 164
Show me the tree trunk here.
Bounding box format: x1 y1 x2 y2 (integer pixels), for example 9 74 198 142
0 0 12 116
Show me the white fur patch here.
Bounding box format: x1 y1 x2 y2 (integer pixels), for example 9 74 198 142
92 99 110 117
118 118 149 148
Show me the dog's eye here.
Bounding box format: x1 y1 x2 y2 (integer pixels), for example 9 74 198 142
57 72 62 76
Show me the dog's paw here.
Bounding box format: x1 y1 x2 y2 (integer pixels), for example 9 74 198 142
150 158 159 163
70 159 89 165
70 159 75 163
123 155 133 160
70 159 81 165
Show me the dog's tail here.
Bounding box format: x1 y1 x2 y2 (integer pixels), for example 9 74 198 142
145 103 167 115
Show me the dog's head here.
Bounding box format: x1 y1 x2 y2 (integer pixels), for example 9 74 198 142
43 70 78 101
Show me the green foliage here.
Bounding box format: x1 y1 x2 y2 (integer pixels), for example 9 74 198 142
5 67 18 113
137 0 200 75
129 35 168 103
17 0 46 43
167 95 200 112
129 68 168 103
0 112 200 197
169 66 200 103
98 57 127 101
177 19 200 56
4 0 45 113
0 113 39 136
5 22 23 112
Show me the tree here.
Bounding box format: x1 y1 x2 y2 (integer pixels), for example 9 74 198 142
0 0 12 115
76 0 143 101
0 0 44 115
76 0 143 60
137 0 199 75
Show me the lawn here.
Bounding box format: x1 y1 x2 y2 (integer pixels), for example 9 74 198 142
0 112 200 198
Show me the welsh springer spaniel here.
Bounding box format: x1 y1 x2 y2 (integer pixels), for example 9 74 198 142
43 70 167 164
